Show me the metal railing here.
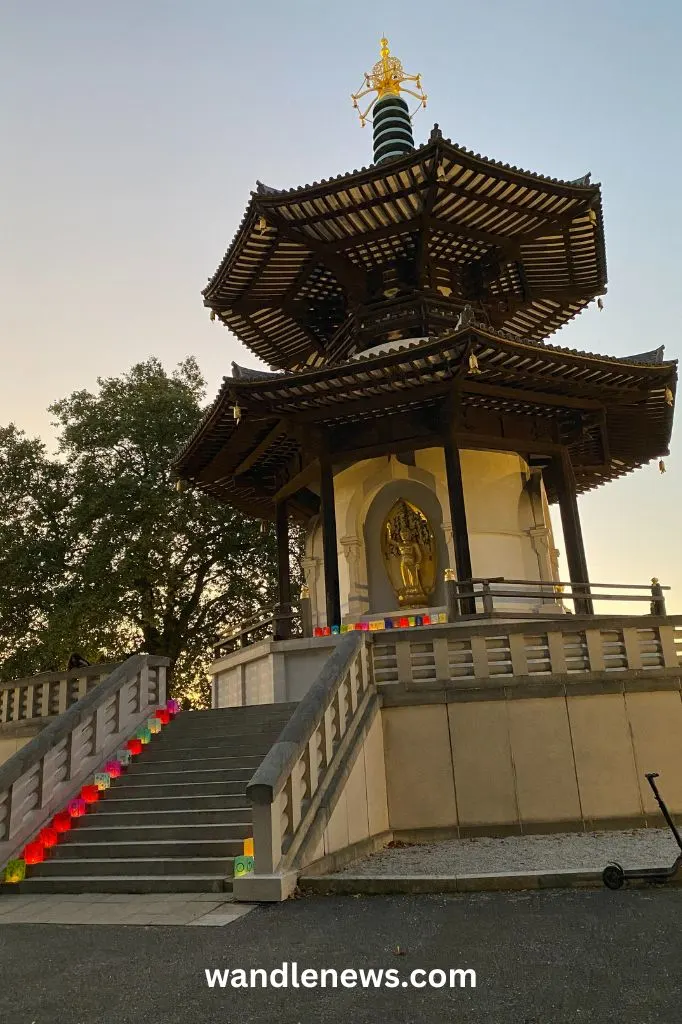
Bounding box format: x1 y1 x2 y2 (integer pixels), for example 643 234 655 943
213 608 302 657
447 578 670 618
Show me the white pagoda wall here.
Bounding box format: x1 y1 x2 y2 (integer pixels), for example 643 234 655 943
303 448 560 627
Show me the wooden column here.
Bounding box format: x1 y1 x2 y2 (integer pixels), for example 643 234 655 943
274 500 292 640
320 450 341 629
443 435 475 615
554 448 593 616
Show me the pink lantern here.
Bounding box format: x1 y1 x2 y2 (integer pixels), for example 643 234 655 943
68 798 87 817
104 760 122 778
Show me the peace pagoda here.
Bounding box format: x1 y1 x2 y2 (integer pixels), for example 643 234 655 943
174 38 676 705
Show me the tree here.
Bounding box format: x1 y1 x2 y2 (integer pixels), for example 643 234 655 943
0 358 301 704
0 425 70 677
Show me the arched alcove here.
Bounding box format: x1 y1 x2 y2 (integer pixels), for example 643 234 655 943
363 478 448 613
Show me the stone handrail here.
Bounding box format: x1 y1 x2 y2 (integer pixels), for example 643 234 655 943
371 615 682 690
0 655 169 866
246 631 372 877
0 662 123 728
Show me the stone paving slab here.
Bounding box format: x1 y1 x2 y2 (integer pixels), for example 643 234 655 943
0 892 255 926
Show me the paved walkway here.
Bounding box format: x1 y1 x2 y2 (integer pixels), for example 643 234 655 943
338 827 680 876
1 890 681 1023
0 892 254 926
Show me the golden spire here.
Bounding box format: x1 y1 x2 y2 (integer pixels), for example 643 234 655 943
351 37 427 127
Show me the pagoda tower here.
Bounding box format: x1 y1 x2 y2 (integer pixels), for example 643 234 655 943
175 38 676 639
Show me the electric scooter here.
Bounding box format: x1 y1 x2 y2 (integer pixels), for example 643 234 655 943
602 772 682 890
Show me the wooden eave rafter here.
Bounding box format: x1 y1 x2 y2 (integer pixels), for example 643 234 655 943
202 138 606 369
174 323 675 517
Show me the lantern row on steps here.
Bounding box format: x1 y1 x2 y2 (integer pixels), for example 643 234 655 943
313 612 449 636
2 698 182 881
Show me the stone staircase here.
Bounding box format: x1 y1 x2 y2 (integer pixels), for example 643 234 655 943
13 703 297 894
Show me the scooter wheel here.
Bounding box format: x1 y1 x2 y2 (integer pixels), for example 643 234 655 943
602 862 625 890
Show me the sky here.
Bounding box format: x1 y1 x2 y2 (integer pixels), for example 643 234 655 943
1 0 681 612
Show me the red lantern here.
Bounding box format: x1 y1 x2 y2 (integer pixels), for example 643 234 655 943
68 797 87 817
23 842 45 865
126 738 143 755
399 617 409 628
155 708 171 725
81 784 100 804
423 614 431 625
52 811 72 833
39 826 59 848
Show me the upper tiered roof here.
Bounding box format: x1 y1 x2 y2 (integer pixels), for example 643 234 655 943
204 126 607 371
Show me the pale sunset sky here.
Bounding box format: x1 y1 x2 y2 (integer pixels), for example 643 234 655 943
1 0 680 610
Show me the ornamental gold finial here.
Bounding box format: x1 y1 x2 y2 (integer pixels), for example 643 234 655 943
351 36 427 127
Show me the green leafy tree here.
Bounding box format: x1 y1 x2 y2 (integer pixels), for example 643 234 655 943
0 358 301 704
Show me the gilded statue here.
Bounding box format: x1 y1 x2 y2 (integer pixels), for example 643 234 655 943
381 499 437 608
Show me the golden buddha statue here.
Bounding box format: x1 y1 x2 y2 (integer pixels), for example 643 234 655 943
381 499 437 608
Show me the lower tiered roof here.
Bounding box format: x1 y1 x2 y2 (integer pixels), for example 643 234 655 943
174 318 676 520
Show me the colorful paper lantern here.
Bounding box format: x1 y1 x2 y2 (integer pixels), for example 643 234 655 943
361 621 370 631
126 738 143 755
38 826 59 848
155 709 171 725
104 760 122 778
313 626 322 636
68 797 87 817
166 698 181 715
94 773 111 791
415 615 423 626
385 618 394 629
117 748 132 765
23 842 45 865
243 837 254 857
81 784 100 804
331 625 340 634
52 811 72 833
408 616 416 627
3 858 25 883
233 854 254 877
423 614 431 625
340 624 349 633
148 717 161 734
399 617 409 628
137 728 151 745
438 612 448 624
354 622 363 630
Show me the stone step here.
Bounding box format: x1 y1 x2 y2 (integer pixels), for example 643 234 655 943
107 769 251 788
75 808 246 827
105 780 251 799
96 793 247 812
53 838 246 859
137 747 265 764
124 757 257 776
2 875 231 894
179 704 297 719
65 822 251 843
29 856 234 878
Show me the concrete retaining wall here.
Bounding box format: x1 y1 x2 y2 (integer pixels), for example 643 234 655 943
382 686 682 835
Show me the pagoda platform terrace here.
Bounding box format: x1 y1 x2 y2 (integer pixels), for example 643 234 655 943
210 604 681 711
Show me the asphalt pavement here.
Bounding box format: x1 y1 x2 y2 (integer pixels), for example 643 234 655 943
1 888 681 1023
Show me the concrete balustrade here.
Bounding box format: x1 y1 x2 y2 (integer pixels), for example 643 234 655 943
0 663 126 768
0 656 169 868
235 632 378 901
372 616 682 692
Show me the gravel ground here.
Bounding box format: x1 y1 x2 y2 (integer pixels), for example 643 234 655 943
338 828 681 876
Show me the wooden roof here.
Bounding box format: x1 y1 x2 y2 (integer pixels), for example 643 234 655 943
204 127 607 371
174 320 676 518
